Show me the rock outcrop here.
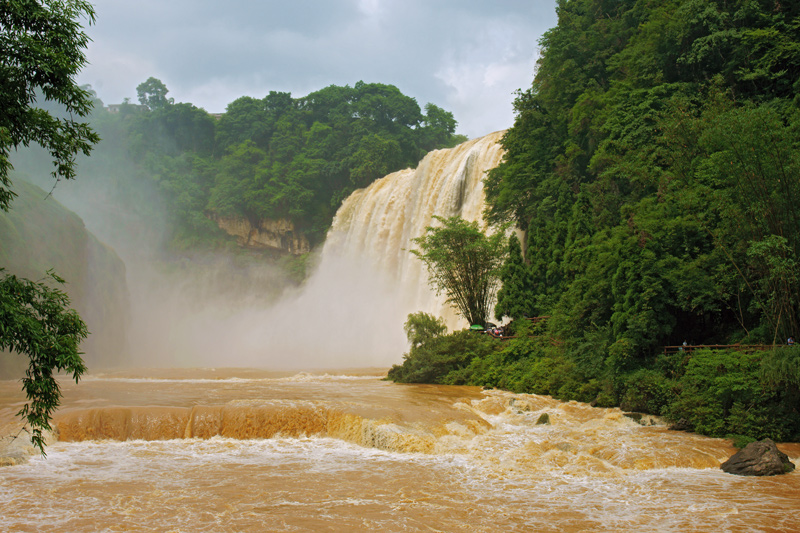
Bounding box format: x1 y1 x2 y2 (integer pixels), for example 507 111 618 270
668 418 692 431
720 439 796 476
211 215 310 255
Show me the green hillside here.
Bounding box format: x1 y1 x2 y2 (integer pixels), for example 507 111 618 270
0 179 129 377
390 0 800 443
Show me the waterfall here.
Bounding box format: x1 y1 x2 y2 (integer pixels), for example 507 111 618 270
156 131 507 369
316 131 506 333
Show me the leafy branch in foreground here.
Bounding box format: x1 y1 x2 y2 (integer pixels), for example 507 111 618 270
1 0 98 455
0 0 100 209
0 270 88 455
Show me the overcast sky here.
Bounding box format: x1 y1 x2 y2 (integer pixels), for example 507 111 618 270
77 1 558 139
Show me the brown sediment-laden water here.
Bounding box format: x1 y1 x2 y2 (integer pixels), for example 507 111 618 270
1 368 798 532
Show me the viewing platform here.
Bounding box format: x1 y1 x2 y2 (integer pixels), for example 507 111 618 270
662 344 780 355
485 316 551 341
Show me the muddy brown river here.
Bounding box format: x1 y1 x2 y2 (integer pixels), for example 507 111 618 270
1 368 798 532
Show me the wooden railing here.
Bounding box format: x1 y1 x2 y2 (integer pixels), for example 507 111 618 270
486 330 515 341
527 315 550 325
663 344 779 355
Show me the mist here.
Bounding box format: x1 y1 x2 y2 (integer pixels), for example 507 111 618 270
8 114 506 373
128 250 411 369
10 135 413 370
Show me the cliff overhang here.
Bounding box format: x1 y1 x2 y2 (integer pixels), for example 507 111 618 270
210 215 310 255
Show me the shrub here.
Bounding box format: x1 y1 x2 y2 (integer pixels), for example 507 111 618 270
619 369 675 415
387 329 499 384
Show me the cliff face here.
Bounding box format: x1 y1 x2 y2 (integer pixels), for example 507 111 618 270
0 180 130 376
211 215 310 255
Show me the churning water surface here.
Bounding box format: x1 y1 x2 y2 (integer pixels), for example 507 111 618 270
1 369 798 532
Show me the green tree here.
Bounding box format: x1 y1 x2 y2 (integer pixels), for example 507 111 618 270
419 103 460 151
0 0 100 209
404 311 447 349
0 270 87 453
199 81 465 246
0 0 97 454
411 216 506 326
347 133 403 189
495 233 535 321
136 76 173 110
128 101 216 157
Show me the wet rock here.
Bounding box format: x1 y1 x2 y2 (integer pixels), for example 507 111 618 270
509 398 533 412
536 413 550 425
668 418 692 431
624 412 659 426
0 449 30 467
721 439 796 476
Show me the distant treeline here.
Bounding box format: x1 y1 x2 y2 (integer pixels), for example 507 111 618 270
90 80 466 248
391 0 800 443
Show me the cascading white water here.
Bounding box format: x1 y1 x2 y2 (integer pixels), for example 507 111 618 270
318 130 506 331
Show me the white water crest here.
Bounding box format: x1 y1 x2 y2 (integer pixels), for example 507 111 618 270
319 130 506 331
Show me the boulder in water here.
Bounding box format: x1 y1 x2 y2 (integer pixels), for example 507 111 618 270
720 439 795 476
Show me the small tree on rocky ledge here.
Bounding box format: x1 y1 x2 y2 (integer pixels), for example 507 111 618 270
411 216 506 326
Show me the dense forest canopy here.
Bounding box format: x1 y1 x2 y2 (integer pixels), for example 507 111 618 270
486 0 800 355
392 0 800 443
93 80 467 248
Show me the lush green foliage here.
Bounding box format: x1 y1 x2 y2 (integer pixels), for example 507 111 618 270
0 0 99 210
494 233 535 321
0 270 88 454
391 326 800 440
1 0 98 454
137 77 173 110
403 311 448 350
108 80 464 248
485 0 800 367
391 0 800 442
411 216 506 326
387 316 501 384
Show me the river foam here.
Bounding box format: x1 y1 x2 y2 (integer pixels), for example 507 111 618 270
2 371 798 532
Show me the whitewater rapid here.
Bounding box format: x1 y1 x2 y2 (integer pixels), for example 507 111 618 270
1 370 798 532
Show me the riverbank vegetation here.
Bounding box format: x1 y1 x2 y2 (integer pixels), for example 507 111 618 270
390 315 800 442
390 0 800 442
